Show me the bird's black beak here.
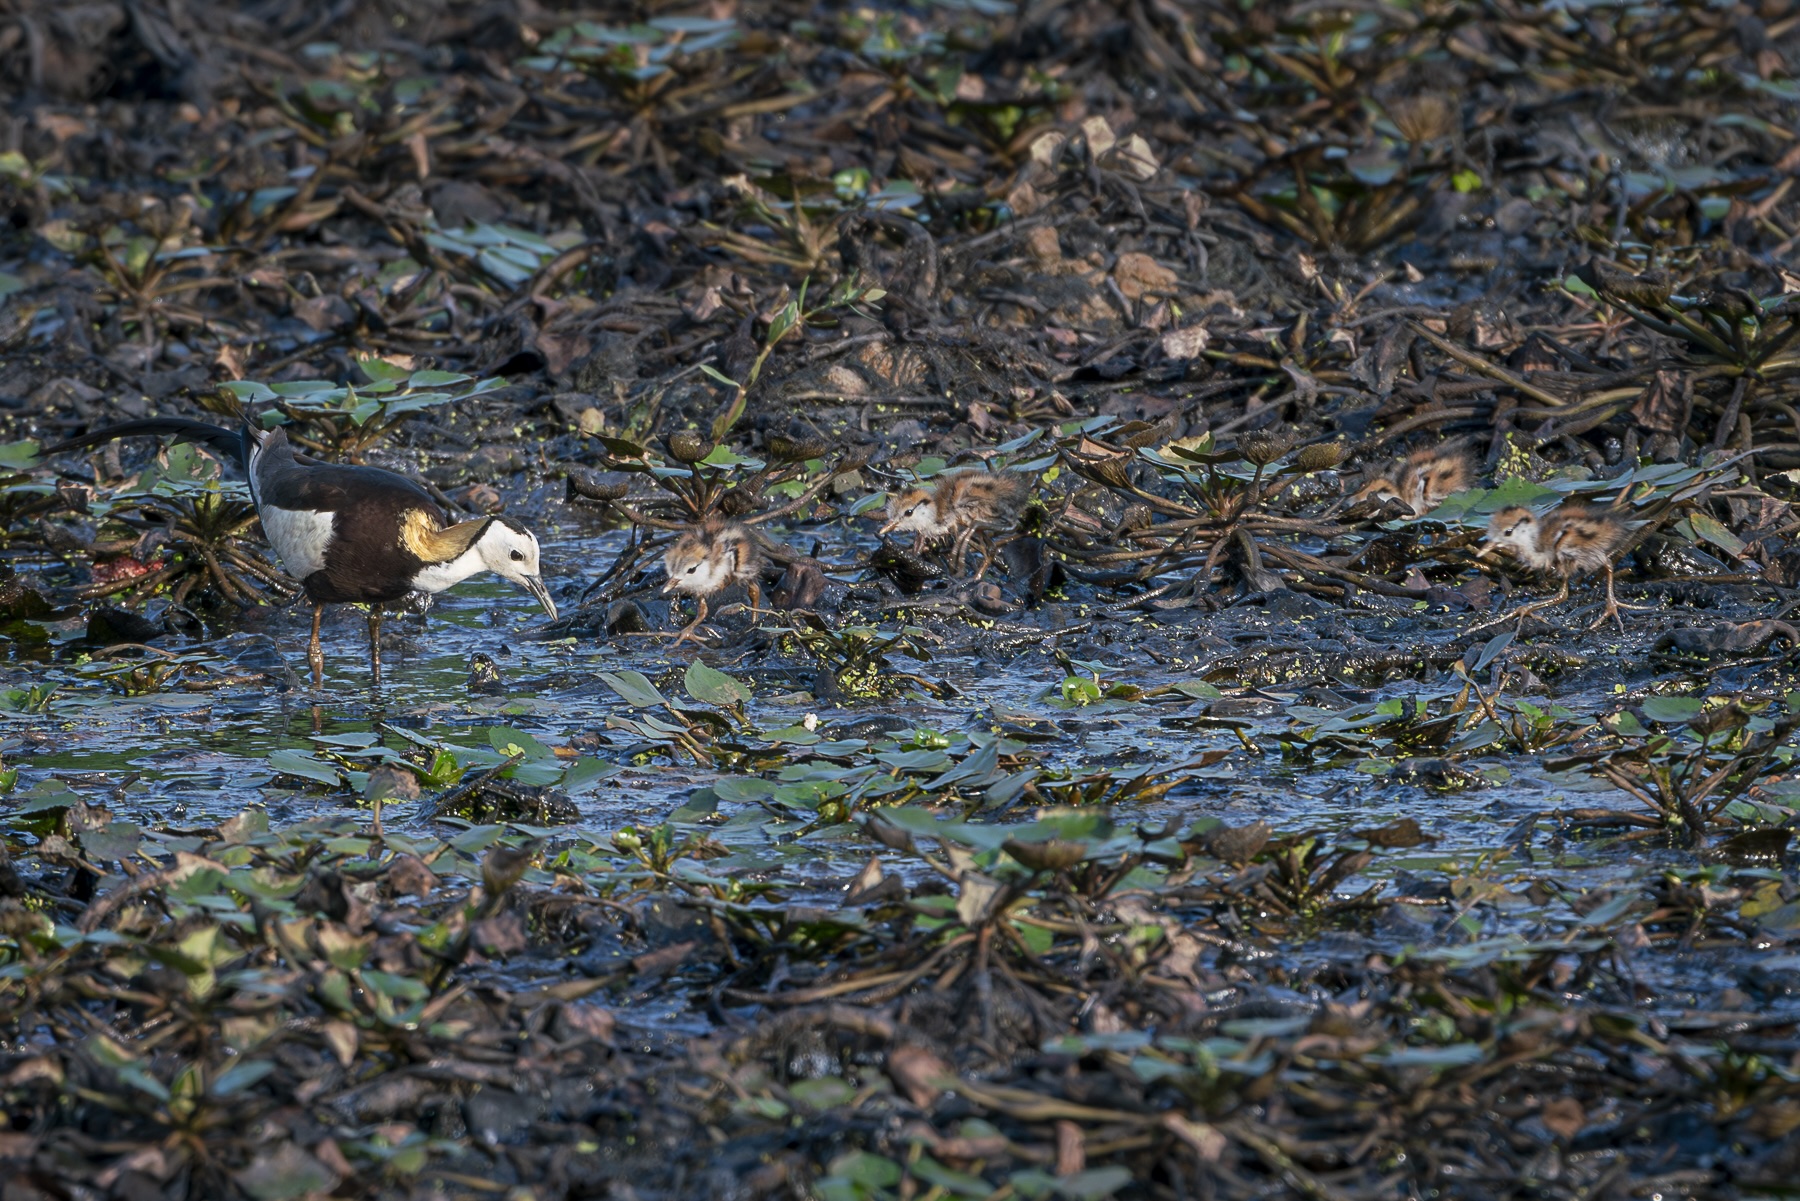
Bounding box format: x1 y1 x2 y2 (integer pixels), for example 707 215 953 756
522 575 556 619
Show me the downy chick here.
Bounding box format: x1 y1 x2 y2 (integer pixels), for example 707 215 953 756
1480 504 1635 630
1346 445 1475 518
661 518 767 646
879 470 1029 574
1395 445 1475 516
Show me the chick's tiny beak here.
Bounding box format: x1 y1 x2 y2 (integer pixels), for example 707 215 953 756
522 574 557 619
661 577 680 595
1475 543 1498 560
877 515 901 536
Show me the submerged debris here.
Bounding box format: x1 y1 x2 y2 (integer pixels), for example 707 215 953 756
2 0 1800 1198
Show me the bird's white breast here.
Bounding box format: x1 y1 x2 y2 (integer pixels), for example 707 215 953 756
260 506 334 578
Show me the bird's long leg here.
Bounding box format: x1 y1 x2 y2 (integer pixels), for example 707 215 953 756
368 606 383 686
1468 577 1568 635
1506 577 1571 627
746 583 761 628
670 597 709 648
308 602 326 688
969 532 999 582
1586 565 1648 632
952 527 975 576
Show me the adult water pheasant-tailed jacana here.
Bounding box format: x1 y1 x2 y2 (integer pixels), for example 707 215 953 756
48 416 556 686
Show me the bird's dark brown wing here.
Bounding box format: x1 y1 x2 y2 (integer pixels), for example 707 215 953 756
254 442 450 604
255 459 442 519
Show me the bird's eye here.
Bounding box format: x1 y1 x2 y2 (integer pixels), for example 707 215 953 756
510 549 524 562
687 565 697 574
905 506 917 516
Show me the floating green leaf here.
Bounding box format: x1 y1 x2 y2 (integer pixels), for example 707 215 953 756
601 670 667 708
684 661 752 707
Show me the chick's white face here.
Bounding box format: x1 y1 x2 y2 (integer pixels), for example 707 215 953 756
663 540 729 597
479 521 555 617
881 490 938 535
1481 508 1539 558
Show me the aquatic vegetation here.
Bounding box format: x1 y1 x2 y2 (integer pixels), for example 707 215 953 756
5 0 1800 1197
54 443 293 609
224 362 510 461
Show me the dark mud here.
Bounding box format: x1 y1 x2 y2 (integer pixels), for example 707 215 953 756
4 2 1800 1199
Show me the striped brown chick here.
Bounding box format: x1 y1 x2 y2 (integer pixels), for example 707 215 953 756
1480 503 1637 630
878 470 1029 575
661 518 768 646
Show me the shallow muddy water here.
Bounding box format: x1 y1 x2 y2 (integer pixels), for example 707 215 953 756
6 513 1732 913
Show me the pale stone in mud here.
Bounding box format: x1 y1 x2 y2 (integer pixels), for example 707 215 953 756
1160 325 1211 359
1114 251 1179 300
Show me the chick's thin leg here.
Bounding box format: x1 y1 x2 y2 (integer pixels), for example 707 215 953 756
1586 565 1647 632
670 598 709 648
961 525 1009 582
368 607 383 686
1468 577 1568 635
1506 577 1571 627
969 532 998 582
952 527 976 577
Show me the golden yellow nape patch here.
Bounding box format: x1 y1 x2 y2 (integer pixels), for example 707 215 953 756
399 509 486 563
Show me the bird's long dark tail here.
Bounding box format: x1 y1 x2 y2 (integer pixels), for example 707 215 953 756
45 418 248 467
